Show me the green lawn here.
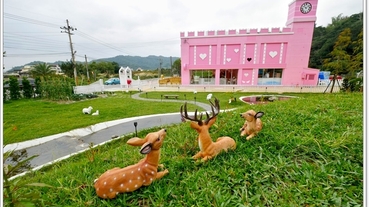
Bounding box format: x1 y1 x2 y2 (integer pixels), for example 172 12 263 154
3 91 276 145
3 92 363 206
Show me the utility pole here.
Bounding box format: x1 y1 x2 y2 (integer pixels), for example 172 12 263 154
2 51 6 70
85 55 90 83
61 19 78 85
170 56 173 76
159 58 162 78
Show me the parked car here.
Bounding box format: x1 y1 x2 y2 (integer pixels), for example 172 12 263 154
104 78 120 85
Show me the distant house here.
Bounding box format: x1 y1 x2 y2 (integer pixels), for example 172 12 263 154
180 0 319 86
49 64 63 74
19 64 63 77
3 72 20 79
19 65 35 77
136 68 144 72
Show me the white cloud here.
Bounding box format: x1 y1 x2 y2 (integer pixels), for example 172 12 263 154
2 0 363 70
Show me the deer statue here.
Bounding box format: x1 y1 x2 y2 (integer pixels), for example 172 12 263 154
180 98 236 162
93 129 169 199
240 110 264 140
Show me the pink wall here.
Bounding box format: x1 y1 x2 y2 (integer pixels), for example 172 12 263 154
180 0 320 86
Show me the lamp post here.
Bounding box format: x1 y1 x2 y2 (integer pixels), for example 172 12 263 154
193 91 197 104
134 122 138 137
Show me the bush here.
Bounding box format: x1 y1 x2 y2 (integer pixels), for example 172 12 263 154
9 77 21 100
341 77 363 92
3 80 9 102
22 77 33 99
39 77 74 100
34 77 42 98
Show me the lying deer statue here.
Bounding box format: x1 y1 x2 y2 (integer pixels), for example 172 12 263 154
180 98 236 162
94 129 169 199
240 110 264 140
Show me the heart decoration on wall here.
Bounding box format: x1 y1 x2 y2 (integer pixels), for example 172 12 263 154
247 58 252 62
226 58 231 62
199 53 207 60
269 51 278 58
234 49 239 53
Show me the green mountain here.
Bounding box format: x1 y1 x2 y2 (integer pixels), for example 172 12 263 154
93 55 179 70
5 55 179 73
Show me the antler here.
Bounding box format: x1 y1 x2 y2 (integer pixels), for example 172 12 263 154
204 98 220 124
181 97 236 162
180 102 204 125
180 98 220 125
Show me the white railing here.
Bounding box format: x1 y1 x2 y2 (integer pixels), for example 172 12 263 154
73 79 158 94
74 79 342 94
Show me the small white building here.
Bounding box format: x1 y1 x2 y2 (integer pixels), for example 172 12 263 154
119 66 133 88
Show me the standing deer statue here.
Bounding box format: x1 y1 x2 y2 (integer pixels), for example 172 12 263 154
180 98 236 162
93 129 169 199
240 110 264 140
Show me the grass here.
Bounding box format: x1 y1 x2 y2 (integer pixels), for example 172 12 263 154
3 91 203 145
3 90 271 145
3 92 363 206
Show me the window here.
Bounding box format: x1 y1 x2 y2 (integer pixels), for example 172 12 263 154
258 68 283 85
306 74 315 80
190 70 215 85
220 69 238 85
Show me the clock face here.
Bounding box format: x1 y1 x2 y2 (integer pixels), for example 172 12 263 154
300 2 312 14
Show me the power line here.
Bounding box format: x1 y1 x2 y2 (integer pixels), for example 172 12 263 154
4 12 61 28
5 52 70 57
76 30 131 55
4 10 180 65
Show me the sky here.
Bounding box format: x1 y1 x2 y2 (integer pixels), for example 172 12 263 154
1 0 364 71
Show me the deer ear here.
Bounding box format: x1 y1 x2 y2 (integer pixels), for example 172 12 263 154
127 137 147 146
255 112 264 119
140 143 152 154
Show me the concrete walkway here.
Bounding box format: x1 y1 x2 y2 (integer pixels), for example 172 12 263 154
5 92 215 179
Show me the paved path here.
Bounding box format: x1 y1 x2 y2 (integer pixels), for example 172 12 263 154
131 92 213 111
5 92 214 179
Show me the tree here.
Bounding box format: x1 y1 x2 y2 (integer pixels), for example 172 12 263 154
309 26 327 68
91 61 115 77
309 12 363 70
9 76 21 100
172 58 181 76
34 77 42 98
349 29 363 77
31 63 54 79
101 62 115 77
323 28 352 93
3 79 9 102
22 77 33 99
60 61 74 78
112 62 120 73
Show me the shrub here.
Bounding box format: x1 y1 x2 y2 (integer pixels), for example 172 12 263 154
3 79 9 102
39 77 74 100
9 76 21 100
341 77 363 92
22 77 33 99
34 77 42 98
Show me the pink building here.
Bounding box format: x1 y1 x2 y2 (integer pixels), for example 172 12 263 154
180 0 319 86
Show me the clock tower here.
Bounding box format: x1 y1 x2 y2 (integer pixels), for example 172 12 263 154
284 0 318 81
286 0 318 27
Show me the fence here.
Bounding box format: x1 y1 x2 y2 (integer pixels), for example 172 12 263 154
74 78 342 94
